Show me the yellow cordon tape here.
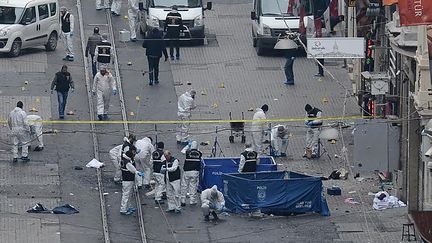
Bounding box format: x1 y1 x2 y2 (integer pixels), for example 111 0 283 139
0 115 375 124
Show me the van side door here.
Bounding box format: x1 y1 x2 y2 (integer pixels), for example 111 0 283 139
19 6 38 48
36 3 50 44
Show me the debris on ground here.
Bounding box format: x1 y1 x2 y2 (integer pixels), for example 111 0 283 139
86 158 104 168
27 203 50 213
52 204 79 214
372 191 406 210
327 186 341 195
344 198 360 205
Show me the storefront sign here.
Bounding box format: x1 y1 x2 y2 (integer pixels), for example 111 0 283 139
399 0 432 26
307 38 365 59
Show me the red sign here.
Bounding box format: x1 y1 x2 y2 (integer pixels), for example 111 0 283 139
399 0 432 26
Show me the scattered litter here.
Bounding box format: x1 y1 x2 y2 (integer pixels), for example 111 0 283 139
67 111 74 115
200 141 209 146
273 98 278 101
52 204 79 214
328 168 348 180
103 192 109 196
24 81 29 84
130 111 135 116
86 158 104 168
187 81 192 85
114 192 119 194
136 96 140 101
218 83 225 88
201 91 207 95
327 186 341 196
173 82 183 86
124 15 128 19
356 177 364 182
368 192 375 196
127 61 132 66
36 98 40 103
322 97 328 103
74 166 83 170
56 232 60 235
373 191 406 210
212 103 218 108
248 107 254 111
348 191 356 194
29 107 38 112
344 198 360 205
27 203 50 213
21 86 25 91
69 193 74 196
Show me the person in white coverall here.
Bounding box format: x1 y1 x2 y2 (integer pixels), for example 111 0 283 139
60 7 74 61
92 68 117 121
25 115 44 151
96 0 110 10
181 141 202 206
201 185 225 221
110 0 122 16
251 104 269 154
109 144 123 183
152 142 166 204
135 137 155 189
160 150 181 213
8 101 31 162
270 125 289 157
176 90 197 144
128 0 139 42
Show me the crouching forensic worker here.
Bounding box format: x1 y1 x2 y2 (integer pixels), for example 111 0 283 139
201 185 225 222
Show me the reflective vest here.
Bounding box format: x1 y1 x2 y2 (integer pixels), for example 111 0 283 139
121 158 136 181
61 12 71 33
183 149 202 171
307 108 323 128
166 157 180 182
96 41 112 63
240 150 258 173
152 149 165 173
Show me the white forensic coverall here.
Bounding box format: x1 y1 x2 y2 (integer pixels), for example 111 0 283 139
201 185 225 217
181 141 201 205
135 137 155 187
305 111 322 156
92 71 117 116
251 108 267 154
176 92 196 143
120 159 141 213
60 11 74 58
25 115 44 149
151 151 166 201
109 145 122 182
96 0 110 10
165 158 181 211
128 0 139 39
8 107 30 159
270 125 289 156
111 0 122 14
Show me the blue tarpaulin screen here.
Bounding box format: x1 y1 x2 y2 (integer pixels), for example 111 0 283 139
199 157 277 191
221 171 330 216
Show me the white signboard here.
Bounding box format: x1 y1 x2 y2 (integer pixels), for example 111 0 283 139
307 38 365 59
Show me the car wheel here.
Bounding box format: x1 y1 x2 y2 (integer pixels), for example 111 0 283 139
45 32 58 51
9 39 21 57
252 31 257 47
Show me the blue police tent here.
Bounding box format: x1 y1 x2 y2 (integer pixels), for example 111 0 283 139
199 157 277 191
221 171 330 216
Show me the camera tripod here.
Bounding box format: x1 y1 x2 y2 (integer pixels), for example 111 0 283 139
317 138 331 160
211 126 224 157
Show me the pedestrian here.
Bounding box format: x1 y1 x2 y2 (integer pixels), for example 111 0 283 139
270 125 289 157
181 141 202 206
164 5 182 60
109 144 123 184
135 137 155 189
142 28 168 86
51 65 74 119
96 0 110 10
127 0 139 42
160 150 181 213
120 145 145 215
152 142 166 204
304 104 323 159
238 143 258 173
25 115 44 152
284 48 296 85
111 0 121 16
92 67 117 121
60 7 74 61
201 185 225 222
8 101 30 162
176 90 197 145
315 59 324 77
251 104 269 154
94 33 114 72
85 27 102 78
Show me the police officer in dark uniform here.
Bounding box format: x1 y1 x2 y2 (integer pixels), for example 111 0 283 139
160 150 181 213
304 104 323 158
94 34 113 71
181 141 202 206
239 143 258 173
164 5 183 60
152 142 166 204
120 146 144 215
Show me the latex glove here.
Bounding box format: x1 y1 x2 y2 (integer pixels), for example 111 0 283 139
50 90 53 94
112 90 117 95
70 32 73 37
160 167 167 173
137 171 145 177
161 165 166 169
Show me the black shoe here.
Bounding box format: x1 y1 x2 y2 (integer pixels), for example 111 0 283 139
181 203 186 207
149 80 153 86
211 211 219 221
204 215 210 222
62 56 69 61
21 156 30 162
145 185 151 190
12 158 18 163
176 140 181 144
103 114 108 120
280 153 286 157
98 115 103 121
130 38 137 42
170 56 174 61
59 115 64 120
176 56 180 60
154 80 159 84
34 146 44 151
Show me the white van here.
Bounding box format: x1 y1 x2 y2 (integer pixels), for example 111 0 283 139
0 0 60 57
251 0 313 55
138 0 212 45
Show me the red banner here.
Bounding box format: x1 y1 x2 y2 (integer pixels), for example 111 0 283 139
399 0 432 26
